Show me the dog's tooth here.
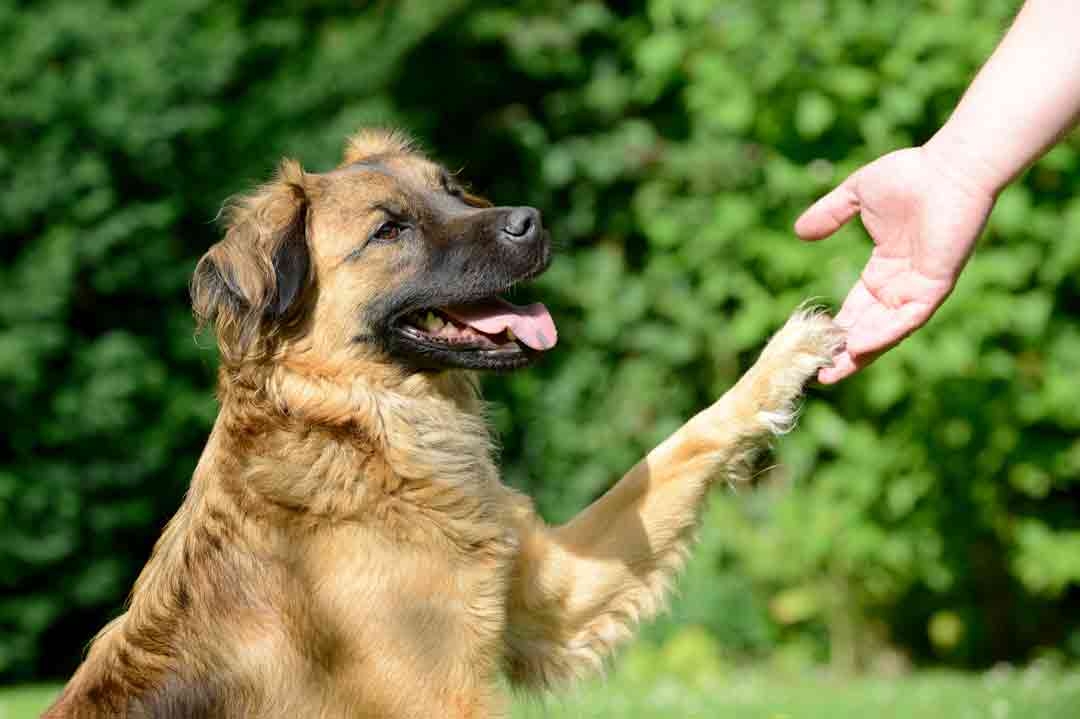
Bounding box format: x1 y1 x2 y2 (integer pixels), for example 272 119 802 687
506 328 516 342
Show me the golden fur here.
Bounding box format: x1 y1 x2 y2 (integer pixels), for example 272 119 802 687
45 130 844 718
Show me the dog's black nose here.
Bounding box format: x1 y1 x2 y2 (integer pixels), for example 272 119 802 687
501 207 540 243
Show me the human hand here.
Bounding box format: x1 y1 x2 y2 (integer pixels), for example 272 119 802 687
794 145 996 383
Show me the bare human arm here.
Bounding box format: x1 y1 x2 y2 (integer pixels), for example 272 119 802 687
795 0 1080 383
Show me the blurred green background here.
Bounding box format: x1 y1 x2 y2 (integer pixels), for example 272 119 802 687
3 0 1080 712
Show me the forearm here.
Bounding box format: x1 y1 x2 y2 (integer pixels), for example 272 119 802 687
926 0 1080 196
504 393 752 688
505 311 842 688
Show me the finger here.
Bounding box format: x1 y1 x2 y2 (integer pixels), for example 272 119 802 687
832 280 878 333
845 300 933 356
819 347 884 383
832 280 918 356
818 282 892 383
793 177 860 241
818 349 857 384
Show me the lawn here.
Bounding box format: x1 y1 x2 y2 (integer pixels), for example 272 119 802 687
0 686 59 719
4 664 1079 718
514 664 1080 718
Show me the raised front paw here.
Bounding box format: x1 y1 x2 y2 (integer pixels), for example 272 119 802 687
745 305 846 434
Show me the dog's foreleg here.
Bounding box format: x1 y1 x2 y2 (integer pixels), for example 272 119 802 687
504 308 844 690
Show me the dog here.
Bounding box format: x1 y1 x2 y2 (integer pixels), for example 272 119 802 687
44 129 843 718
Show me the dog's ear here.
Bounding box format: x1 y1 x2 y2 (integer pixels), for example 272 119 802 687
191 159 311 363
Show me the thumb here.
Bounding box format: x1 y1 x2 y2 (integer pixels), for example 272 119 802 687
794 176 860 241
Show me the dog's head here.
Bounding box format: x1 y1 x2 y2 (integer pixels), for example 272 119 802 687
191 129 555 375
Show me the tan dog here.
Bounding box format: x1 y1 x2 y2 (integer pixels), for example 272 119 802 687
44 129 843 719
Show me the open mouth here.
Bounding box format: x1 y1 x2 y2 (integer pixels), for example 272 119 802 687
391 296 558 370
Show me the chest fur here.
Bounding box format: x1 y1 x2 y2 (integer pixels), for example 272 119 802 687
230 377 525 713
292 489 521 719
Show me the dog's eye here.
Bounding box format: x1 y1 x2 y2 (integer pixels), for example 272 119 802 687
373 221 403 242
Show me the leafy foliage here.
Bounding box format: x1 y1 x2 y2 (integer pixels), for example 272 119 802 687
3 0 1079 681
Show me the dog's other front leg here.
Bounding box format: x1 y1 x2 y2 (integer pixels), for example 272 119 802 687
504 307 844 690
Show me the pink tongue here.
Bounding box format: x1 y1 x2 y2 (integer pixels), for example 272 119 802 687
443 298 557 351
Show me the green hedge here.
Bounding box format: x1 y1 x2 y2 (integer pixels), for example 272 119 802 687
3 0 1079 681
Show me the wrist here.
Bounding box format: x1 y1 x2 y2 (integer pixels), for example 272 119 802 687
923 126 1012 200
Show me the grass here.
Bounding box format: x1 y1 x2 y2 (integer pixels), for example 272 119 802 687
513 665 1080 718
0 686 59 719
5 664 1079 718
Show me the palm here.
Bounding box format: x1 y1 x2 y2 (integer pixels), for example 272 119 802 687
796 147 994 382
